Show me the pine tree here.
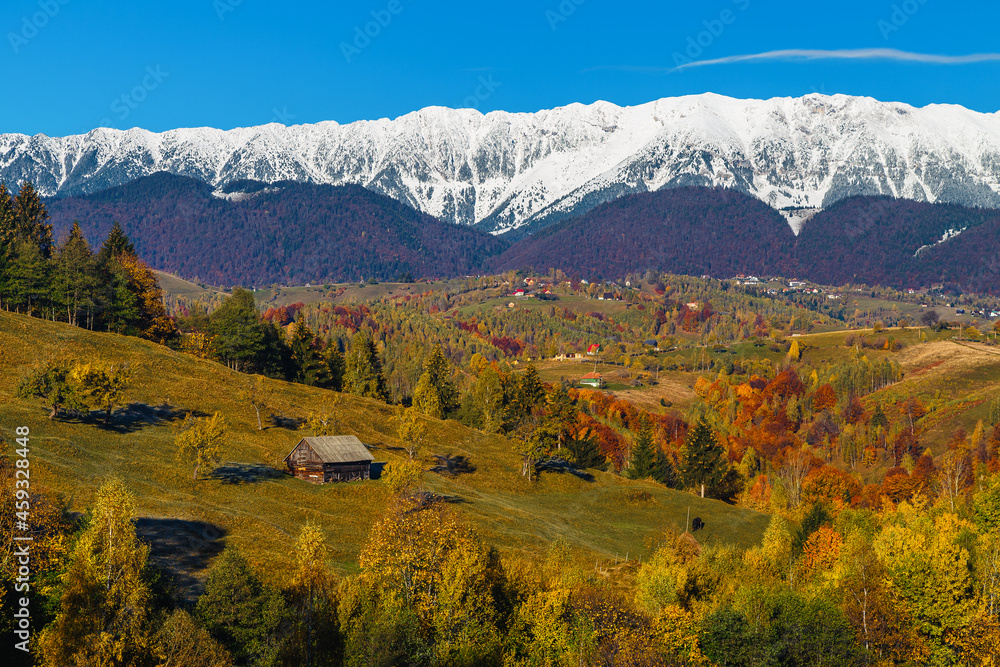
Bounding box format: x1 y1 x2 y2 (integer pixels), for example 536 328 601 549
679 418 727 498
626 416 656 479
653 447 677 487
8 238 50 315
515 363 546 416
324 345 345 392
209 289 267 372
53 222 97 327
98 220 136 261
0 183 16 309
195 548 288 666
102 258 143 334
412 345 457 418
343 331 388 401
290 322 331 387
545 384 577 451
13 181 54 258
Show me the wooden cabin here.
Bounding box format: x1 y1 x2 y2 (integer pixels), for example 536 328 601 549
283 435 373 483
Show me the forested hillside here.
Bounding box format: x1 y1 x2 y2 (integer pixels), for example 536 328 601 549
44 173 507 285
792 196 1000 289
492 187 797 279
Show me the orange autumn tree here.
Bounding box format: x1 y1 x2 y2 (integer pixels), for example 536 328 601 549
813 384 838 413
115 253 178 344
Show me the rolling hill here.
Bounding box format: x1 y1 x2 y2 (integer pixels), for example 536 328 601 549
0 310 770 589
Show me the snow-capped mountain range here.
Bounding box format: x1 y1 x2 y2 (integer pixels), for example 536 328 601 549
3 93 1000 235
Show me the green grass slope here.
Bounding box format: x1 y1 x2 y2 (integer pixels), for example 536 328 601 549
0 311 769 589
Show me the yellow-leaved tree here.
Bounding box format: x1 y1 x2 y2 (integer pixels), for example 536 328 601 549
72 361 131 424
175 411 227 480
38 478 153 666
285 523 340 667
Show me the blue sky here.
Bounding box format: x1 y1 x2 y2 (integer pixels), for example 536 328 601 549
3 0 1000 136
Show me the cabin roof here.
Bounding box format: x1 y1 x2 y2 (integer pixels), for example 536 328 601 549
581 372 603 380
285 435 373 463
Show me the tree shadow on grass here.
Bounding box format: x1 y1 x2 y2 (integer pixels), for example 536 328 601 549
209 462 286 484
78 402 204 434
429 454 476 477
270 414 305 430
536 457 595 482
135 517 226 603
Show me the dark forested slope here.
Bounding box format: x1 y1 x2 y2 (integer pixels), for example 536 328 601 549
791 196 1000 291
491 187 797 279
45 173 507 285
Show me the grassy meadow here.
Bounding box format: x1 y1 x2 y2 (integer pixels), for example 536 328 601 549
0 310 769 593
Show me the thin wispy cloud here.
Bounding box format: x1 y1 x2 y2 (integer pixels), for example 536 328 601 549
673 48 1000 71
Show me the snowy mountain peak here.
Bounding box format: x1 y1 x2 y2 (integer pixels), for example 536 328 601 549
3 93 1000 234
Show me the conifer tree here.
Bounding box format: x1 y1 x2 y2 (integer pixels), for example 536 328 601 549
0 183 16 309
53 222 97 327
412 345 457 418
98 220 136 261
679 418 727 498
8 238 50 315
545 384 577 451
13 181 54 258
343 331 388 401
196 547 288 666
290 322 331 387
515 363 546 416
626 416 656 480
324 345 345 392
209 288 267 372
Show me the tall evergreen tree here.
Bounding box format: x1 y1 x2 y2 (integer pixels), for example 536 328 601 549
412 345 457 418
0 183 16 309
653 447 677 488
625 416 656 480
343 331 388 401
515 363 546 416
13 181 54 258
290 322 331 387
8 238 51 315
545 384 577 451
53 222 97 327
679 418 727 498
195 548 288 666
98 220 136 261
209 289 267 372
323 345 345 392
